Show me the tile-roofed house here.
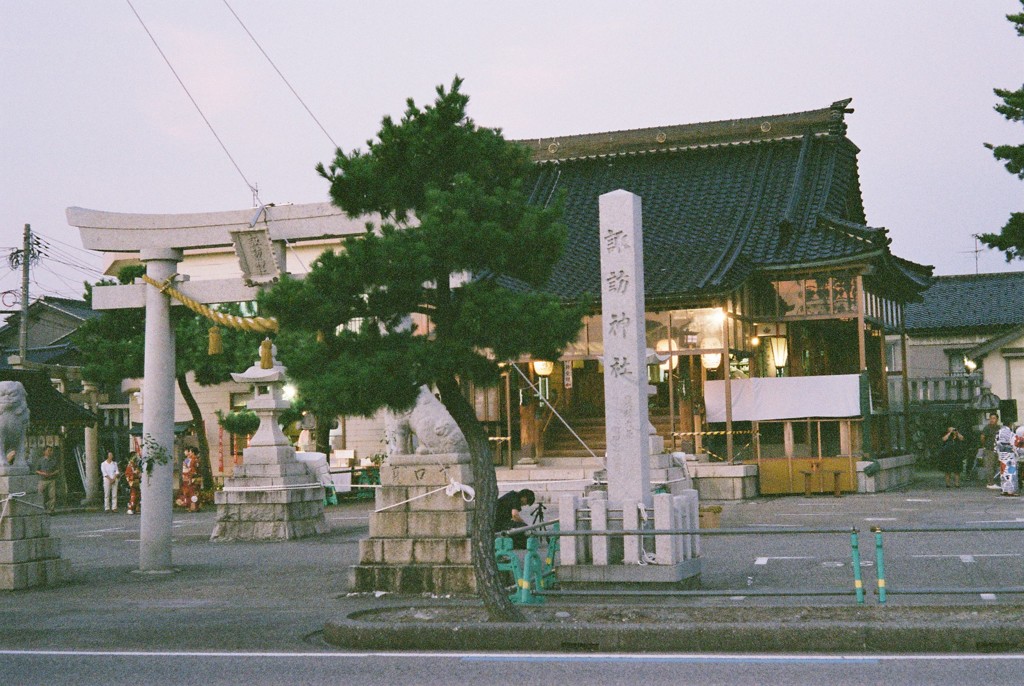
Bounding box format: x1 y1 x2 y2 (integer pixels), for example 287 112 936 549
0 296 98 372
896 272 1024 421
507 99 932 495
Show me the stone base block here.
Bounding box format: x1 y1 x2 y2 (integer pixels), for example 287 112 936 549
0 537 61 564
0 510 50 540
0 557 70 591
358 537 472 566
350 562 476 594
558 558 701 588
210 479 327 541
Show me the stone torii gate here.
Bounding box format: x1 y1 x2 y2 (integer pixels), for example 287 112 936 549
68 202 364 572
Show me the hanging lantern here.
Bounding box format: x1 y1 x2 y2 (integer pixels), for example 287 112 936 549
208 326 223 355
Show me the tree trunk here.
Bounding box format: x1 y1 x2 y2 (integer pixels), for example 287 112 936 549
314 413 332 455
177 374 213 488
436 376 525 623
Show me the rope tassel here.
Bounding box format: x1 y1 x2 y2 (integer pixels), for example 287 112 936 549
208 326 223 355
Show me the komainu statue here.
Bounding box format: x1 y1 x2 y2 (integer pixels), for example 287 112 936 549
0 381 30 474
384 385 469 456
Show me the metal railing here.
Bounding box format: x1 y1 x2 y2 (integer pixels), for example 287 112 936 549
870 523 1024 604
496 521 1024 605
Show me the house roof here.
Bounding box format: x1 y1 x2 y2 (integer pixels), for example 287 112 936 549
0 343 84 370
0 369 96 426
516 99 931 304
967 324 1024 361
904 272 1024 332
0 296 98 345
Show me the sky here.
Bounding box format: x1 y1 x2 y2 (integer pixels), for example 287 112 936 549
1 0 1023 311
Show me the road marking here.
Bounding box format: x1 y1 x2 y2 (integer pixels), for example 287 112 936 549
754 556 813 565
864 518 897 521
77 527 124 534
965 518 1024 524
981 593 997 601
4 649 1024 662
749 524 800 528
912 553 1020 559
728 596 747 600
905 498 931 502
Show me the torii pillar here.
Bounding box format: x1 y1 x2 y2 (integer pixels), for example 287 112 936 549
139 248 182 571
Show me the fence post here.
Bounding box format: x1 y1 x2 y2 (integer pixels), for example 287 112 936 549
850 529 864 604
872 527 887 604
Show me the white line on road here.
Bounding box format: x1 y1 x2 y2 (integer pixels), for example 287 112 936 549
912 553 1021 559
905 499 932 502
4 649 1024 662
864 518 897 521
755 556 813 565
965 518 1024 524
981 593 997 601
77 527 124 534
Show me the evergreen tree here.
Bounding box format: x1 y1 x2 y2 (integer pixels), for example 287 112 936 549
979 2 1024 259
260 78 585 621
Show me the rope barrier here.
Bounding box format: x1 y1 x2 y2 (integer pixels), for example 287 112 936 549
0 492 44 530
673 430 757 437
220 483 321 492
140 274 278 333
374 479 475 513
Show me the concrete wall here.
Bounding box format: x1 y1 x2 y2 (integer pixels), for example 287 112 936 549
902 333 987 378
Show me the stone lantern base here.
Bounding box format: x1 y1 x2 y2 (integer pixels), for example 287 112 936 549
211 447 327 541
0 471 70 590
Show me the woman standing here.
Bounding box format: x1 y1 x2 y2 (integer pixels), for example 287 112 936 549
124 453 141 515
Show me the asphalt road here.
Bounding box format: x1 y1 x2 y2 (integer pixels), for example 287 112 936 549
4 650 1024 685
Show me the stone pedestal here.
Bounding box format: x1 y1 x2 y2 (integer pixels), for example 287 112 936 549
352 453 476 594
210 344 327 541
0 471 69 590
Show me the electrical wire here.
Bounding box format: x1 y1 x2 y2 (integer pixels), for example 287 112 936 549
30 230 102 258
221 0 339 150
125 0 260 202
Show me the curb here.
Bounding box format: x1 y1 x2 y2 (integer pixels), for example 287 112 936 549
324 603 1024 654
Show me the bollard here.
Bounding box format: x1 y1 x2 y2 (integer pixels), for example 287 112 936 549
850 530 864 604
872 527 887 604
515 535 545 605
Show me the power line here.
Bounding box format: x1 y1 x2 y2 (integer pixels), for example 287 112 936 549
31 230 102 258
125 0 261 203
221 0 340 150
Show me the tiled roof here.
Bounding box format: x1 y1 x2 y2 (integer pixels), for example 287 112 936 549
518 100 929 304
904 272 1024 332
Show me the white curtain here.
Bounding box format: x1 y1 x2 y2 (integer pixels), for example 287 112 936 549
705 374 861 422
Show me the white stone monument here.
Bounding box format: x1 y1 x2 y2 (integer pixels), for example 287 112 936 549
558 190 701 585
211 340 327 540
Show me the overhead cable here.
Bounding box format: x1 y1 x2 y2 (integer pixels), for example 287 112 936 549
125 0 261 202
221 0 340 150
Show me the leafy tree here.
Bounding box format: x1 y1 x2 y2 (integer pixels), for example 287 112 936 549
260 78 584 621
76 266 264 488
979 2 1024 259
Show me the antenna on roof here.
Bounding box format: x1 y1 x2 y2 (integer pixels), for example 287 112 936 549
961 234 984 275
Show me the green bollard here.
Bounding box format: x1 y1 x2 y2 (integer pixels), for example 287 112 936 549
873 527 887 605
516 535 545 605
850 530 865 604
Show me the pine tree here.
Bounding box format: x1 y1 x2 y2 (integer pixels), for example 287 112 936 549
979 2 1024 259
260 78 585 621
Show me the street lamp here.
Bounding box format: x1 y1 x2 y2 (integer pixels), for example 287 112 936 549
532 360 554 401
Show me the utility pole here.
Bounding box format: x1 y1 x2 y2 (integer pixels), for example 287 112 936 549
19 224 30 363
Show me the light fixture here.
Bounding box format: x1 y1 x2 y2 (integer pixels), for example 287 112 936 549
750 336 760 347
532 360 555 377
769 336 789 377
964 357 977 373
283 384 298 401
655 338 679 372
532 360 554 401
700 337 722 370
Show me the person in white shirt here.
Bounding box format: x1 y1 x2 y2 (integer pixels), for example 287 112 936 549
101 451 120 512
